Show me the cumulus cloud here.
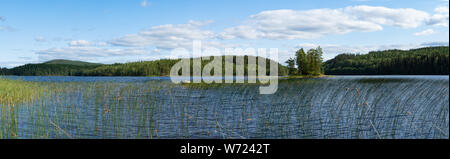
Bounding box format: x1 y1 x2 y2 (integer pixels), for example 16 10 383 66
427 6 449 27
345 5 429 28
414 29 436 36
36 46 147 62
0 16 16 32
0 26 15 32
421 41 449 46
34 37 46 42
97 42 108 46
109 20 235 50
69 40 92 46
34 39 147 62
220 8 383 40
141 0 150 7
435 6 449 13
67 40 110 47
219 25 261 40
0 16 10 31
34 20 240 63
0 61 37 68
220 5 438 40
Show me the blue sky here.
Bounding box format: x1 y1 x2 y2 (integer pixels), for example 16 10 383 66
0 0 448 68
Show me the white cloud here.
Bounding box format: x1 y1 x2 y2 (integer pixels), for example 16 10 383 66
34 20 238 63
141 0 150 7
220 9 382 40
435 6 449 13
427 6 449 27
97 42 108 46
345 5 429 28
69 40 92 46
0 61 37 68
36 46 147 62
219 25 260 40
152 48 161 53
220 6 435 40
0 16 15 32
109 20 234 50
35 37 46 42
0 26 14 32
421 41 449 46
68 40 109 47
414 29 436 36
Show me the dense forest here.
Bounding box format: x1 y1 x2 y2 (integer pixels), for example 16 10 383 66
1 64 98 76
324 46 449 75
285 47 324 75
0 60 101 76
83 56 288 76
0 56 289 76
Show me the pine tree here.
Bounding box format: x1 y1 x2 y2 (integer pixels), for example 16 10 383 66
315 46 324 74
306 49 315 75
285 58 296 75
295 48 307 75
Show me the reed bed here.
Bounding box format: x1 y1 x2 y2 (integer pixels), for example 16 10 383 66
0 76 448 139
0 78 46 105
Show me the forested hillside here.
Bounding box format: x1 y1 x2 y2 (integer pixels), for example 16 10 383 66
82 56 288 76
0 56 289 76
324 46 449 75
0 59 102 76
1 63 99 76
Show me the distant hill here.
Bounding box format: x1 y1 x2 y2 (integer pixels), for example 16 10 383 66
1 63 100 76
0 59 103 76
43 59 102 66
324 46 449 75
80 56 289 76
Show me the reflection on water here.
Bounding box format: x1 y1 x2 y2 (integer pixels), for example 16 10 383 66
0 76 448 139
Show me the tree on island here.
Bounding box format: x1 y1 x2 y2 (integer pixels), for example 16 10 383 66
295 48 307 75
285 58 296 75
286 46 324 76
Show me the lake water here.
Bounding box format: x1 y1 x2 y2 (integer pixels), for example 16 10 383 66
1 75 448 139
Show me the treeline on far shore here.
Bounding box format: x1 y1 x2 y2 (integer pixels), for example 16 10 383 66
1 46 448 77
323 46 449 75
